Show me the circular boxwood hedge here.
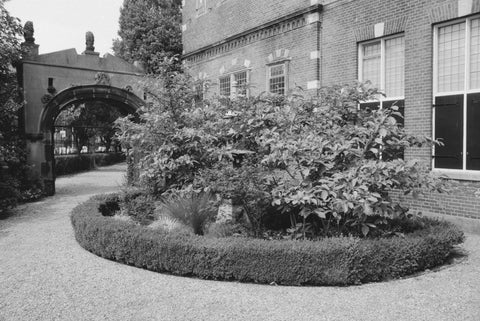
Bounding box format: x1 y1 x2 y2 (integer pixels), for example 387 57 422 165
71 194 465 286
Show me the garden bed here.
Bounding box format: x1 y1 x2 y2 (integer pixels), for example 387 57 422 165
71 194 465 286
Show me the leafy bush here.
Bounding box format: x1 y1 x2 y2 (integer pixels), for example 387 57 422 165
158 192 217 235
97 190 155 225
120 193 155 225
98 194 120 217
71 195 465 286
196 160 272 234
0 177 19 214
0 4 43 212
116 74 445 237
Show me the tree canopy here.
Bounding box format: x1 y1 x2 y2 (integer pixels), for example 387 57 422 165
0 0 23 167
0 0 22 79
113 0 182 74
1 1 43 211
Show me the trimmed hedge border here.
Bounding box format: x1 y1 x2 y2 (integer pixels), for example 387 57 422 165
71 194 465 286
55 153 125 176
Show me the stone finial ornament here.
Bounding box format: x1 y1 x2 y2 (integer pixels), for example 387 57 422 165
85 31 95 51
23 21 35 44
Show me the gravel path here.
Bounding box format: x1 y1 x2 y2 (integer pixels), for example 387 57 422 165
1 163 480 321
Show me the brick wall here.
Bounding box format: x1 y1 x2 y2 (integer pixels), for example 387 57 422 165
320 0 480 219
182 0 314 53
185 19 320 97
182 0 480 220
391 181 480 220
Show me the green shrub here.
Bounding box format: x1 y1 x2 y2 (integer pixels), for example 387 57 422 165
98 194 120 217
121 193 155 225
0 177 19 214
71 195 465 286
116 74 447 237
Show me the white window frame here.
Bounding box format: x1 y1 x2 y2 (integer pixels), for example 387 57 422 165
219 75 231 97
432 14 480 178
233 70 249 97
358 34 405 105
218 70 250 98
267 62 289 95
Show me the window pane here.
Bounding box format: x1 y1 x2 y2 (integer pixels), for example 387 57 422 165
269 65 285 95
470 18 480 90
234 71 247 95
385 37 404 97
270 65 284 77
438 22 466 92
270 77 285 95
219 76 230 96
362 41 381 88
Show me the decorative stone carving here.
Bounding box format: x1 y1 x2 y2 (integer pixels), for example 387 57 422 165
21 21 39 58
125 85 133 92
85 31 95 52
23 21 35 44
41 93 53 104
95 72 111 86
47 86 56 95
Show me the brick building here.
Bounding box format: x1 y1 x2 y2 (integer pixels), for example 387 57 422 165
182 0 480 222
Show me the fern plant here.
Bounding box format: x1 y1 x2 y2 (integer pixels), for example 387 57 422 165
159 193 217 235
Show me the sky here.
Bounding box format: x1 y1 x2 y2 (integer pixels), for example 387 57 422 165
5 0 124 55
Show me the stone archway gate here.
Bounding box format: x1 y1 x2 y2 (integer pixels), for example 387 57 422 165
17 27 146 195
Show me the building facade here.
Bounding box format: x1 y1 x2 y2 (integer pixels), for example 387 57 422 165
182 0 480 220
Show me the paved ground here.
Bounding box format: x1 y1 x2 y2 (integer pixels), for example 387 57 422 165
1 163 480 321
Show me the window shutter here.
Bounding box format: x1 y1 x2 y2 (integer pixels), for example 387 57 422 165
434 95 463 169
467 93 480 170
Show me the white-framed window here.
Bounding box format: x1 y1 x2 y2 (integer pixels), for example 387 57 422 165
358 34 405 105
358 35 405 161
234 70 248 96
218 70 250 98
196 0 206 16
268 63 287 95
433 15 480 171
219 76 231 97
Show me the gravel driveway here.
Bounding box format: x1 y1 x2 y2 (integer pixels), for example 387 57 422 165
1 163 479 321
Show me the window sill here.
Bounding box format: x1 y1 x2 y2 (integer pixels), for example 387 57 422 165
432 169 480 181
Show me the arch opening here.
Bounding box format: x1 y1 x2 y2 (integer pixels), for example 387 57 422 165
35 85 145 195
